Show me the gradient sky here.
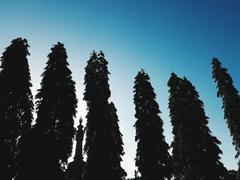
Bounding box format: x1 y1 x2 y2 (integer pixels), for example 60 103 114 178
1 0 240 178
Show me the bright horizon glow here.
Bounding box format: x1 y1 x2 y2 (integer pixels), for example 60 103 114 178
1 0 240 178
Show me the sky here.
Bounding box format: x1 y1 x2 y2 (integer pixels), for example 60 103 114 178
0 0 240 178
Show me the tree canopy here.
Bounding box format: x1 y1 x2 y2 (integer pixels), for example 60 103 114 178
0 38 33 179
168 73 227 179
134 69 172 180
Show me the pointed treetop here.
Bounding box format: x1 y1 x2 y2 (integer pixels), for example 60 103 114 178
47 42 68 64
51 42 65 51
212 57 221 66
2 37 30 58
97 50 108 66
89 50 106 62
57 42 64 46
170 72 177 77
168 72 181 87
98 50 105 58
91 50 97 57
88 50 98 63
140 68 145 74
136 69 150 81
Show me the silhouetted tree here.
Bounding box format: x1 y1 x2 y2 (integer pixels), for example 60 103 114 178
16 42 77 180
168 73 227 180
0 38 33 179
108 102 127 180
212 58 240 171
83 51 126 180
133 69 172 180
66 118 85 180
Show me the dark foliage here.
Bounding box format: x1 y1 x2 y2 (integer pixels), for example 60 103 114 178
83 51 126 180
65 118 85 180
224 170 238 180
16 42 77 180
133 69 172 180
1 37 238 180
168 73 227 180
16 128 65 180
212 58 240 161
0 38 33 179
108 102 127 180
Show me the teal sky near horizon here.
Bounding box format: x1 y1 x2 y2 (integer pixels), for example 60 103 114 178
1 0 240 178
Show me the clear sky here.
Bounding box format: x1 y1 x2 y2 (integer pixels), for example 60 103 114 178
0 0 240 178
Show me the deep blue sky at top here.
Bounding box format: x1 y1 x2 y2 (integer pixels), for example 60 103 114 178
0 0 240 177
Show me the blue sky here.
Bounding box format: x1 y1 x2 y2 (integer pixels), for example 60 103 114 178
1 0 240 178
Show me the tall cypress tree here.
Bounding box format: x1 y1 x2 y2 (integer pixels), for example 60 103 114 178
133 69 172 180
108 102 127 180
212 58 240 164
167 73 183 180
168 73 226 180
0 38 33 179
66 118 85 180
83 51 126 180
16 42 77 180
36 42 77 179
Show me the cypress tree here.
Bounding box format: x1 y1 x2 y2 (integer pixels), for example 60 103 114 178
0 38 33 179
168 73 226 180
66 118 85 180
108 102 127 180
83 51 126 180
36 42 77 179
212 58 240 165
133 69 172 180
16 42 77 180
167 73 183 180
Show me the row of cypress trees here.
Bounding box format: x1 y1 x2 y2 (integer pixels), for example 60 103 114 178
0 38 239 180
133 59 240 180
0 38 78 180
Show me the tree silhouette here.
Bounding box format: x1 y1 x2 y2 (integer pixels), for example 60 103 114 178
168 73 227 180
133 69 172 180
108 102 127 180
16 42 77 180
83 51 126 180
0 38 33 179
66 118 85 180
212 58 240 171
